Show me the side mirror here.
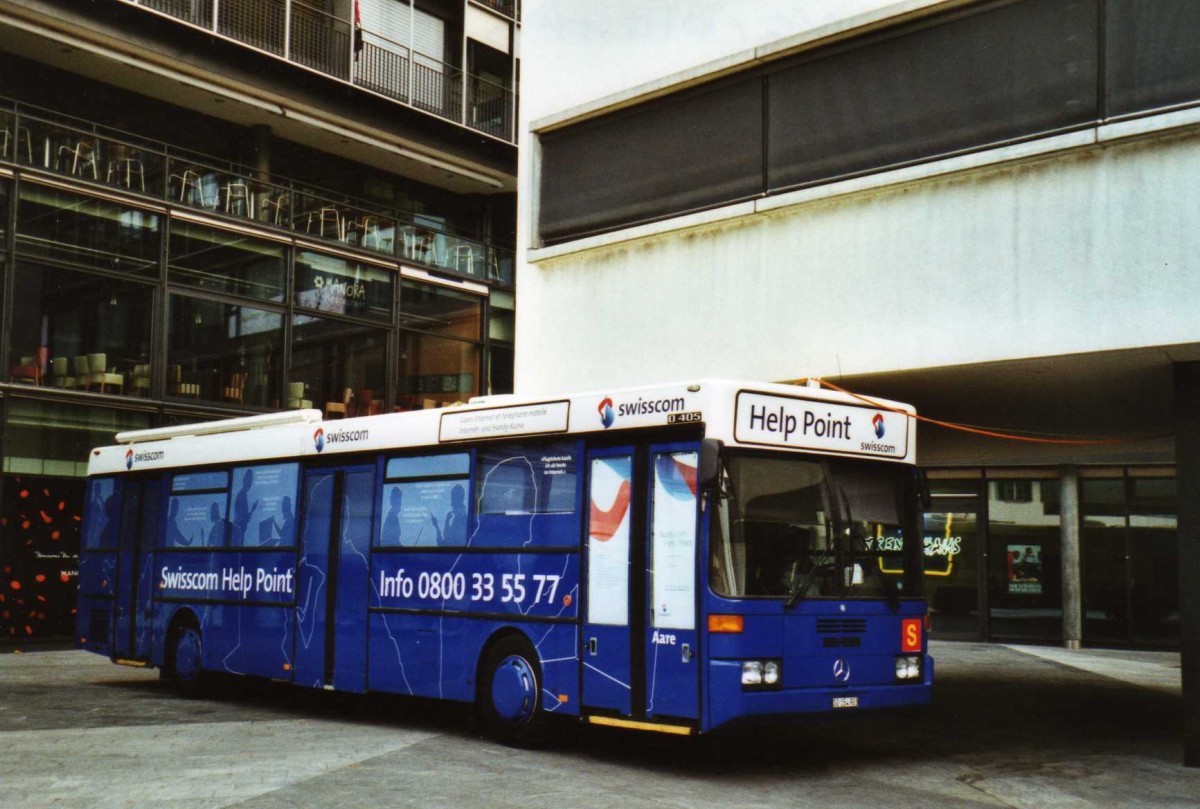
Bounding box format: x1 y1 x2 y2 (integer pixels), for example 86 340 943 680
698 438 724 491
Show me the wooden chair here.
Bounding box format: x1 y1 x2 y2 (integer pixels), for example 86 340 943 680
324 387 354 419
50 356 74 389
131 364 151 397
355 389 382 417
10 348 46 385
87 353 123 394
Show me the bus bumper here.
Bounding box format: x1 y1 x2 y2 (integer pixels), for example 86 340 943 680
706 656 934 732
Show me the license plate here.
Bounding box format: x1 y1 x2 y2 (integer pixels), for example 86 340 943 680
832 696 859 709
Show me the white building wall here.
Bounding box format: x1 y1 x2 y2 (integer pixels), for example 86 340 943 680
517 125 1200 395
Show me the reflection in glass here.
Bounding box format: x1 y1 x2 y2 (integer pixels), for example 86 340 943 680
16 184 160 277
290 314 387 414
986 478 1061 641
399 280 483 339
708 455 921 600
294 250 394 323
10 262 152 396
922 510 979 636
3 399 149 477
167 296 283 407
169 221 286 301
396 331 479 410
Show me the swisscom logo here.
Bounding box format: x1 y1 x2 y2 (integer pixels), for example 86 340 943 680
598 397 615 429
125 447 164 470
313 427 326 453
872 413 886 439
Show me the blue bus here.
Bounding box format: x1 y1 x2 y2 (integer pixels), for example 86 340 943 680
76 379 931 742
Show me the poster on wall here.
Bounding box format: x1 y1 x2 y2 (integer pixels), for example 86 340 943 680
1006 544 1043 595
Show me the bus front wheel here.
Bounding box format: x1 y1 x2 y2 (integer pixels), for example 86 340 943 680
171 624 207 696
478 636 545 746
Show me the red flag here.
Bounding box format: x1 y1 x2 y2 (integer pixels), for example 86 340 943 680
353 0 363 55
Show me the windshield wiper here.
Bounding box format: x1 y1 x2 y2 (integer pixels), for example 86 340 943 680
785 541 831 609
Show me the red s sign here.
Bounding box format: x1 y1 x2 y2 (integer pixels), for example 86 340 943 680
901 618 922 652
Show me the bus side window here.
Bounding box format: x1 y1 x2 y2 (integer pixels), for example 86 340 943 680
475 442 577 516
379 453 470 548
167 471 230 548
83 478 120 550
229 463 301 547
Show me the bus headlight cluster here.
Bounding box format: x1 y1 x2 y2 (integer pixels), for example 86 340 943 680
742 659 782 688
895 655 922 681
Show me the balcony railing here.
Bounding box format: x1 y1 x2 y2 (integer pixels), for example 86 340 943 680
0 101 515 286
121 0 517 143
471 0 520 22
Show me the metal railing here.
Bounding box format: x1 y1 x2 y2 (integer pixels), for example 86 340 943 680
471 0 520 21
0 101 514 286
122 0 518 143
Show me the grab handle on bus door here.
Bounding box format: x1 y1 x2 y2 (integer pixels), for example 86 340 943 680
682 643 693 663
588 637 598 656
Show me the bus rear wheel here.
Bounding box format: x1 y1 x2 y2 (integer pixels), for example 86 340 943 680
479 636 546 746
171 624 207 696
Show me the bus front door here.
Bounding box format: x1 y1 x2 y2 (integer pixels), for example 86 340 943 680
113 478 161 661
583 443 701 724
294 465 375 692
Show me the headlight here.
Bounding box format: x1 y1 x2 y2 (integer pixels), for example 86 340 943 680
742 659 782 688
894 655 922 681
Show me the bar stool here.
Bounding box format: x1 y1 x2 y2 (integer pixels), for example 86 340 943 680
451 245 477 275
305 207 343 240
347 215 383 250
223 181 252 217
170 168 211 207
107 146 145 191
59 140 99 178
0 126 33 163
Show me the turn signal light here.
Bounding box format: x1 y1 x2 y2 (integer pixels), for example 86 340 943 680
708 614 744 633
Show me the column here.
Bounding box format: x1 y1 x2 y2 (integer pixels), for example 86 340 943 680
1174 362 1200 768
1059 465 1081 651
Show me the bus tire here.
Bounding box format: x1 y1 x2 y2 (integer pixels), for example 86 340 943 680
478 635 545 747
170 623 207 697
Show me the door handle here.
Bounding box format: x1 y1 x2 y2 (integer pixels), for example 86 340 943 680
588 637 598 656
681 643 693 663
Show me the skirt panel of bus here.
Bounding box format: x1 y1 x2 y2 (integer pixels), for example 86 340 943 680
368 613 580 715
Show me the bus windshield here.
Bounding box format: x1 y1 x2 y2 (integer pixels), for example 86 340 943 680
709 454 918 601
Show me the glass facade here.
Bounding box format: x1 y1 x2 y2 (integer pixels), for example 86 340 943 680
0 175 504 641
922 469 1179 648
923 480 982 638
1082 475 1179 647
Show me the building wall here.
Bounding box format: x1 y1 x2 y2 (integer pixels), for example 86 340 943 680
519 127 1200 395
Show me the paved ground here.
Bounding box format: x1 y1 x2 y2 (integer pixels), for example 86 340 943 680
0 641 1196 808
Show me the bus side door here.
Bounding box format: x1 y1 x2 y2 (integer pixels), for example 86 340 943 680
582 442 701 723
113 477 162 661
582 447 639 716
294 464 375 692
644 444 701 721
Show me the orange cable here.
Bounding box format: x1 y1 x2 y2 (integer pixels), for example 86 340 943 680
790 378 1168 446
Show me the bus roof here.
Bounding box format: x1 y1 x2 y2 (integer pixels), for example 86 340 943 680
88 379 917 476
